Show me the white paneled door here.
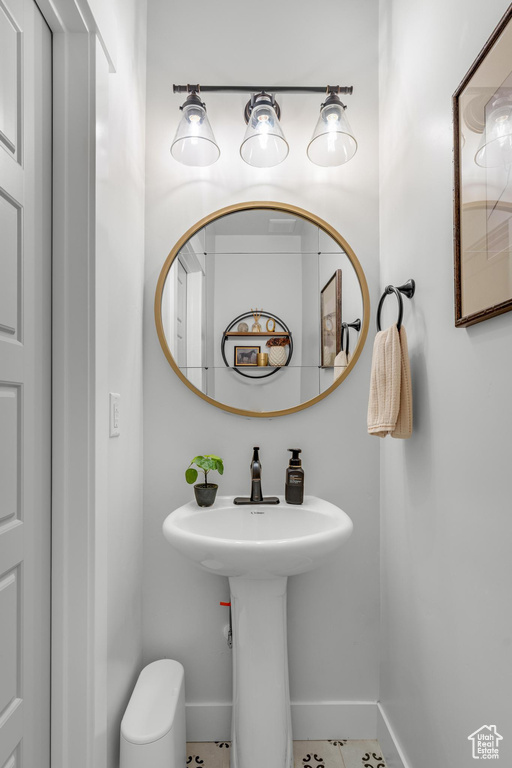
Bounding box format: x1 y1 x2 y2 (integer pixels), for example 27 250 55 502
0 0 52 765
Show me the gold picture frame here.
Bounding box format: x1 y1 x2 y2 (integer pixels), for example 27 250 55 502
234 346 260 367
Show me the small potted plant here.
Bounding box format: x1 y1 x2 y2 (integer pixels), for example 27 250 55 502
185 454 224 507
266 336 290 366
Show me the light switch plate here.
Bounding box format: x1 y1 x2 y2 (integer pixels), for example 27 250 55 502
109 393 120 437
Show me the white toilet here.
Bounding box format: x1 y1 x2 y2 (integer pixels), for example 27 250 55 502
120 659 185 768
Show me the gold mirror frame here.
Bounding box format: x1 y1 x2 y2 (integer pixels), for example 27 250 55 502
155 201 370 418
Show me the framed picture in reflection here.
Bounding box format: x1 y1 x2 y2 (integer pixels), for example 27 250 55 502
453 5 512 327
320 269 342 367
234 346 260 367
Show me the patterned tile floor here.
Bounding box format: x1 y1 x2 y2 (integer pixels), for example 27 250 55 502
186 740 387 768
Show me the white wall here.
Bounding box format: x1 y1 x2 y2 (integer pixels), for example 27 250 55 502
143 0 380 733
378 1 512 766
95 0 148 764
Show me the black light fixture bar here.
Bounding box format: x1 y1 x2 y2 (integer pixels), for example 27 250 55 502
173 84 353 95
171 83 358 168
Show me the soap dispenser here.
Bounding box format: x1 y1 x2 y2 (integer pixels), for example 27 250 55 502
285 449 304 505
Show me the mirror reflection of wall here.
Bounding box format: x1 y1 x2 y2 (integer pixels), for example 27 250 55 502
158 205 368 417
161 229 207 393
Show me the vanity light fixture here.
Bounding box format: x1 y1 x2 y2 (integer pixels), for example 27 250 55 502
307 90 357 167
172 84 356 168
170 90 220 167
475 94 512 168
240 93 289 167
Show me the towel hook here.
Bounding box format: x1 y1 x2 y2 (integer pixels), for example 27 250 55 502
341 318 362 355
376 279 415 332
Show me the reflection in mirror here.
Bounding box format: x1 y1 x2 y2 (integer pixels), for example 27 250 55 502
157 204 369 417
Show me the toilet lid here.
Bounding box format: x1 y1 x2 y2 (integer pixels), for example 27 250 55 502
121 659 185 745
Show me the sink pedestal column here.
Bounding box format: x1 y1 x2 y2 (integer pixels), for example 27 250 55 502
229 575 293 768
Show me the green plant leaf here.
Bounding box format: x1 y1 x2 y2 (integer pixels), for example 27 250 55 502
185 468 198 484
195 456 214 471
187 454 224 481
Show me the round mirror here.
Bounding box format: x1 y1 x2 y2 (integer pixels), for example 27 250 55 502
155 202 370 417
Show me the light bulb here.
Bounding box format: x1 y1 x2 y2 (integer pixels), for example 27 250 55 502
307 94 357 167
171 93 220 167
240 94 289 167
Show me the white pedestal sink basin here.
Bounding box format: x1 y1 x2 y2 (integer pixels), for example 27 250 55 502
163 495 353 768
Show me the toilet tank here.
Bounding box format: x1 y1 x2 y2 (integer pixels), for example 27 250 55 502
120 659 185 768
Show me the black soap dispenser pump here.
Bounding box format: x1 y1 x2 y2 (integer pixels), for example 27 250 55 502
285 449 304 505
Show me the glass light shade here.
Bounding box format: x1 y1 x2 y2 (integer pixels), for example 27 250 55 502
171 101 220 167
475 96 512 168
240 99 289 167
307 101 357 167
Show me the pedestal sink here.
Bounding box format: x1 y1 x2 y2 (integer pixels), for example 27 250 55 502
163 495 353 768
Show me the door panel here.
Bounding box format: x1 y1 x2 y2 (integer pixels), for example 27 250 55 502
0 569 19 714
0 0 51 766
0 191 21 337
0 386 19 523
0 0 21 159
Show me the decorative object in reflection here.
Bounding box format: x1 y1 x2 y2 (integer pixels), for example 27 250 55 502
234 346 260 367
266 336 290 366
321 269 342 367
251 308 263 332
237 321 249 332
266 318 276 332
221 309 293 380
257 353 268 366
341 318 362 357
475 94 512 168
334 318 361 382
453 5 512 326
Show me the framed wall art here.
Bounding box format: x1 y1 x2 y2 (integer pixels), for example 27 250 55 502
453 5 512 327
320 269 342 366
234 346 260 367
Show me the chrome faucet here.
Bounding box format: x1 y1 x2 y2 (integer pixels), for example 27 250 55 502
233 447 280 506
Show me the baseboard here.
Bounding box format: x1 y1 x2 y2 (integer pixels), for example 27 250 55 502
186 700 412 766
186 701 378 742
377 704 411 768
